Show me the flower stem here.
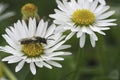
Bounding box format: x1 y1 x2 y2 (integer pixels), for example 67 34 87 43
73 48 84 80
96 35 107 75
1 62 17 80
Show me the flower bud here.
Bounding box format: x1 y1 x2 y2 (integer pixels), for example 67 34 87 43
21 3 40 21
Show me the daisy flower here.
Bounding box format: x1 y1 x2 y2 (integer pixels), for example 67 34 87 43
0 18 71 75
0 3 14 21
49 0 117 48
89 0 106 5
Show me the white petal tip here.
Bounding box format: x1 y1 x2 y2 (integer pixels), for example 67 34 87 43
47 66 53 69
32 72 36 75
8 61 12 63
92 45 96 48
50 67 53 69
64 52 72 55
80 43 85 48
2 59 6 61
103 33 106 35
15 69 19 72
80 46 84 48
58 66 62 68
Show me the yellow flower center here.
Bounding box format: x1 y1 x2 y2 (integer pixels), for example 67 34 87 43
22 43 44 57
72 9 95 26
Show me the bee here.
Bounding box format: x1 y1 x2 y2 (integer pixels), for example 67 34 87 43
19 35 54 45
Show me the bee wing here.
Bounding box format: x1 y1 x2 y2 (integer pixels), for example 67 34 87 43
18 38 31 42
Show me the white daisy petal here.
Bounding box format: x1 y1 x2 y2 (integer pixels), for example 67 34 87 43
83 0 90 9
97 11 115 19
90 0 98 11
69 0 79 11
5 28 18 43
47 52 64 57
94 5 104 13
0 4 8 14
96 6 110 16
40 22 48 37
2 34 20 50
90 26 109 35
56 45 71 51
49 57 64 61
98 19 116 23
0 46 22 56
2 55 16 61
30 63 36 75
8 26 20 41
90 32 98 41
54 26 66 33
56 0 67 12
35 19 44 36
90 35 96 47
22 20 29 36
28 18 36 37
63 52 72 55
44 34 66 49
65 32 75 40
77 28 83 38
25 58 32 63
97 22 117 26
8 56 22 63
98 0 106 5
82 27 92 34
45 24 56 38
80 33 86 48
89 0 106 5
16 20 28 38
15 60 25 72
46 61 62 68
0 3 14 21
13 23 23 40
41 62 52 69
45 41 65 53
35 62 43 68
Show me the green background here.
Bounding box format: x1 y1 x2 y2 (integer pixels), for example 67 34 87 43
0 0 120 80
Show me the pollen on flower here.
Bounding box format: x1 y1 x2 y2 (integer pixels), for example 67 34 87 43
72 9 95 26
22 43 44 57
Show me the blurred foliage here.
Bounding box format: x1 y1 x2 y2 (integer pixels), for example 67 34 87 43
0 0 120 80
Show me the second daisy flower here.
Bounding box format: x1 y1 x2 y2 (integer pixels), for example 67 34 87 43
50 0 117 48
